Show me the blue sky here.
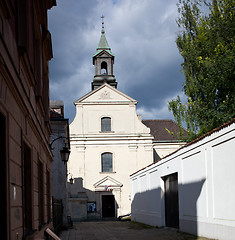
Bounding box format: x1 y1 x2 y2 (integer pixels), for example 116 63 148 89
48 0 185 122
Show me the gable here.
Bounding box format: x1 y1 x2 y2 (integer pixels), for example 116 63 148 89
94 176 123 191
97 51 113 58
74 83 137 104
93 49 114 58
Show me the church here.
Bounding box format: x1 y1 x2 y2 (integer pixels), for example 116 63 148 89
67 21 185 221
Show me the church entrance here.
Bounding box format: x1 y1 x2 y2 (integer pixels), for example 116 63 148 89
102 195 115 218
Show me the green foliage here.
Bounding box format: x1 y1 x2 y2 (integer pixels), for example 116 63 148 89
169 0 235 141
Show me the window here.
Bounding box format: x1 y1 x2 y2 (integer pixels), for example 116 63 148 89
46 169 51 222
101 61 107 74
101 153 113 172
87 202 96 213
101 117 111 132
38 160 44 228
22 143 33 234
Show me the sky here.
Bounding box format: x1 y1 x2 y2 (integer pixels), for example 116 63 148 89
48 0 186 123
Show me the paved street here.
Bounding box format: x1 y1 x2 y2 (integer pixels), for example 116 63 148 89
59 221 213 240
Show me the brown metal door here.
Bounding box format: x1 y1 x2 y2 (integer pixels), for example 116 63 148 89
164 173 179 228
102 195 115 218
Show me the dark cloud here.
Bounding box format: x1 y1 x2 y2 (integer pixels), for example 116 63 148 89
48 0 185 122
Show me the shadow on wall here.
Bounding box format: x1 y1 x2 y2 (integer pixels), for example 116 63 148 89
153 149 161 162
179 179 206 236
67 177 118 221
131 177 206 237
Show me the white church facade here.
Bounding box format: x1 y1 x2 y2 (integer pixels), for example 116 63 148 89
67 21 185 221
68 83 153 220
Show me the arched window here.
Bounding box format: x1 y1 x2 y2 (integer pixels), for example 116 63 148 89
101 153 113 172
101 117 111 132
101 61 107 74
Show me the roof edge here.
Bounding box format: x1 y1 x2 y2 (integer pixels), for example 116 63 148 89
74 83 138 104
130 118 235 177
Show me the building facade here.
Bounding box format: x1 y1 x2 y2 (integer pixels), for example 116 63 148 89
68 23 154 220
0 0 56 239
50 101 70 231
131 119 235 240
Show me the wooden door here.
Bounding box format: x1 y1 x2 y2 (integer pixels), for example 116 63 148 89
102 195 115 218
164 173 179 228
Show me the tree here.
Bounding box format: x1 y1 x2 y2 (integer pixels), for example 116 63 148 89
169 0 235 141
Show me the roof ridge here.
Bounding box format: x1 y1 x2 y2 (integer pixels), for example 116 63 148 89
142 119 176 122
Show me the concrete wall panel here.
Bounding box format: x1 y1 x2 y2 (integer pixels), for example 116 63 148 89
212 137 235 221
131 121 235 240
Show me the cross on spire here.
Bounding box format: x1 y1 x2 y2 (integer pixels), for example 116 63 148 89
101 15 104 27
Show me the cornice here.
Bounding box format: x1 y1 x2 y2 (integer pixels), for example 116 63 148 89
70 135 154 142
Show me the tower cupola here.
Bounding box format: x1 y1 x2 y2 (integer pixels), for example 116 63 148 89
92 17 117 90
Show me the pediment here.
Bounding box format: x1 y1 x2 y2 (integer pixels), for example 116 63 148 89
94 176 123 191
98 51 112 58
74 83 137 104
94 50 114 58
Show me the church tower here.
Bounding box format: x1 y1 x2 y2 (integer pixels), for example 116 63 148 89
68 19 154 221
92 17 117 90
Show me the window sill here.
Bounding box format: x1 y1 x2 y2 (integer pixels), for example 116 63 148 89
100 171 116 174
99 131 115 133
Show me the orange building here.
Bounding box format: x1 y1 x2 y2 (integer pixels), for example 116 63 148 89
0 0 56 239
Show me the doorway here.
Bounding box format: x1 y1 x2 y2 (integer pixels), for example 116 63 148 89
0 113 7 239
163 173 179 228
102 195 115 218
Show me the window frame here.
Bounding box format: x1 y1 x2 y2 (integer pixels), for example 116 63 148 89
101 117 111 132
22 142 33 234
38 159 44 228
101 152 113 173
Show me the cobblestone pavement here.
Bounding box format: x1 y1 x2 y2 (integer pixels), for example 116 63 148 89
59 221 213 240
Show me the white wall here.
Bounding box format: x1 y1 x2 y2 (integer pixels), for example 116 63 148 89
130 121 235 240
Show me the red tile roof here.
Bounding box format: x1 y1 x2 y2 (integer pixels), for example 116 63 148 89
142 119 187 141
